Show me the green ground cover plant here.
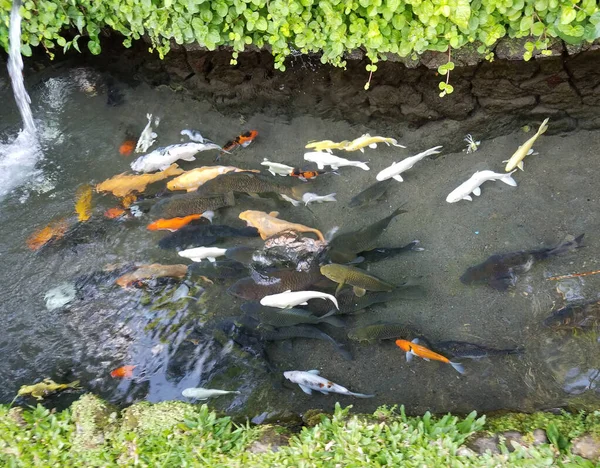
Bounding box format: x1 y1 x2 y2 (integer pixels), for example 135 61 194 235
1 0 600 94
1 395 599 466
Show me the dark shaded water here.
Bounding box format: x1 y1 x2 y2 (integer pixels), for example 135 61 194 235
1 65 599 418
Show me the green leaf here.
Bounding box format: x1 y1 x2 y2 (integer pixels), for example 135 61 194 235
560 6 576 25
531 21 545 36
450 0 471 29
519 15 532 32
87 40 101 55
21 43 32 56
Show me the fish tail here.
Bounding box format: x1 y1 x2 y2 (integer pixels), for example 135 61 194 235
500 170 518 187
546 234 585 258
320 311 345 328
356 161 370 171
536 117 550 136
390 206 409 219
68 380 81 388
164 164 184 177
450 361 465 375
310 228 325 241
505 347 525 356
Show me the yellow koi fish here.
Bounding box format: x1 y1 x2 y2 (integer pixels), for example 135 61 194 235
96 164 183 197
504 118 549 172
167 166 259 192
17 378 80 400
305 140 351 153
75 184 93 222
342 134 406 152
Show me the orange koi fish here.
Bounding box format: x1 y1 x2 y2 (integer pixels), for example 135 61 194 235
75 184 93 222
395 338 464 374
26 219 69 251
222 130 258 153
289 168 329 181
119 139 136 156
104 207 127 219
110 365 136 379
147 214 205 232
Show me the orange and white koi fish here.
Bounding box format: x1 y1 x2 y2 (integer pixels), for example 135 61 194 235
395 338 464 374
146 212 213 232
221 130 258 153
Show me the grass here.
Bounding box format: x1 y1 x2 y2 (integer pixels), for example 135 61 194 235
0 395 598 467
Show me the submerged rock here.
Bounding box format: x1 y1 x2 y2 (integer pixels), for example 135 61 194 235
468 435 500 454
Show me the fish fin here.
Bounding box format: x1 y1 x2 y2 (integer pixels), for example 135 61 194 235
411 338 420 344
351 392 376 398
406 351 413 362
298 384 313 395
472 187 481 196
353 286 366 297
308 369 320 374
281 194 301 206
299 301 308 306
369 143 377 149
182 155 197 161
319 390 329 395
517 161 524 171
269 211 280 218
462 195 473 201
360 148 365 153
208 257 216 263
450 361 465 374
334 282 345 297
392 175 404 182
422 358 431 362
357 162 370 171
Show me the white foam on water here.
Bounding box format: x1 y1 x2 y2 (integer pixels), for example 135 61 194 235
0 0 42 200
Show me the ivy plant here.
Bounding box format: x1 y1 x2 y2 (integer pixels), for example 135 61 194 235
0 0 599 95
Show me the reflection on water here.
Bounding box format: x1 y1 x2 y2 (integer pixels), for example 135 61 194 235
0 62 599 418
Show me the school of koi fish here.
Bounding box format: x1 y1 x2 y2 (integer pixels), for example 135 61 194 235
20 114 596 403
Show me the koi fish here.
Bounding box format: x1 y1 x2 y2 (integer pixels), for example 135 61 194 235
17 378 80 400
146 213 213 232
261 158 295 176
446 170 517 203
131 142 221 173
320 263 394 296
110 365 136 379
135 113 159 153
75 184 93 222
504 117 549 171
104 207 127 219
115 264 188 288
178 246 228 263
343 134 406 152
97 164 184 197
376 146 443 182
301 192 337 206
182 387 240 400
260 289 339 310
167 166 259 192
221 130 258 153
283 370 374 397
304 152 369 171
305 140 351 153
26 219 69 251
290 168 329 181
395 338 465 374
119 139 136 156
180 129 206 143
239 210 324 241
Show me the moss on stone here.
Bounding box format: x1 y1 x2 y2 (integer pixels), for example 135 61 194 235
70 394 116 452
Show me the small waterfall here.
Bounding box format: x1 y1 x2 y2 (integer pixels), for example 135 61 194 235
0 0 42 199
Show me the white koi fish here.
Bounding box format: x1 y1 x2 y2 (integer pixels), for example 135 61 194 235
283 370 375 398
131 142 222 173
504 117 549 172
182 387 240 400
260 289 339 310
178 246 227 263
302 192 337 206
135 113 159 153
343 133 406 153
261 158 295 176
304 152 369 171
376 146 443 182
180 129 206 143
446 170 517 203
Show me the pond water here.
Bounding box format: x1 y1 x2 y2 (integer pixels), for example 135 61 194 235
1 63 599 418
